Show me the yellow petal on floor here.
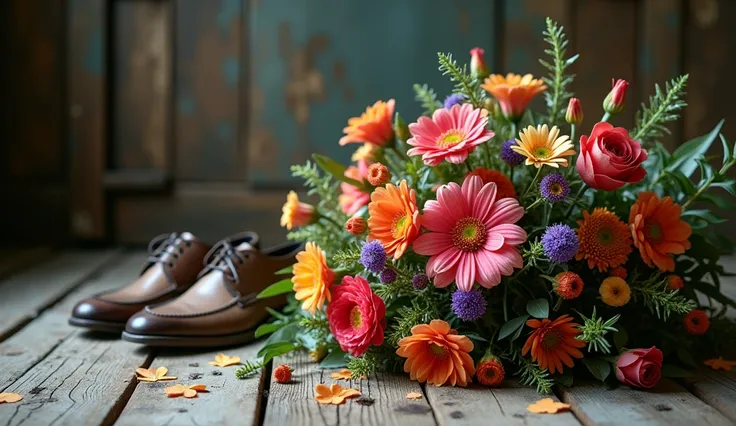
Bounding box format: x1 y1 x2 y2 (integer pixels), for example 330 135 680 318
406 392 423 400
0 393 23 404
527 398 570 414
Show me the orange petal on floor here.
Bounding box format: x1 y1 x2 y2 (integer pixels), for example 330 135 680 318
164 385 187 397
0 393 23 404
704 357 736 371
183 389 198 398
209 353 241 367
527 398 570 414
406 392 423 400
189 384 208 392
331 369 353 380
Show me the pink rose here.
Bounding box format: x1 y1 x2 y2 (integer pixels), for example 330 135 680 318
615 347 663 389
576 122 648 191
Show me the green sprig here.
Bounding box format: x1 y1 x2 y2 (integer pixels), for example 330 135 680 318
576 308 619 354
437 52 483 108
413 83 443 115
539 18 578 125
632 275 696 321
235 359 266 379
632 75 689 145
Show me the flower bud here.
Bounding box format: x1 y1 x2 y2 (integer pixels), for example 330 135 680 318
470 47 489 80
345 217 367 235
667 275 684 290
603 79 629 115
394 113 410 142
476 354 504 387
367 162 391 186
565 97 583 126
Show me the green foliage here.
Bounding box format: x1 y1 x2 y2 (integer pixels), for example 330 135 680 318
299 316 330 334
331 244 362 271
413 83 443 115
522 239 546 269
539 17 578 125
632 75 688 145
386 292 444 346
235 359 266 379
632 275 696 321
517 356 554 394
437 52 483 108
576 308 619 354
582 358 611 382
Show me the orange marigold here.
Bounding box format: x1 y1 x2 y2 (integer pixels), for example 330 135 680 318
367 180 421 260
610 266 628 280
465 167 517 199
576 208 632 271
476 354 505 387
339 99 395 146
684 310 709 335
554 272 583 299
481 73 547 120
629 192 692 272
292 242 335 315
367 162 391 186
667 275 684 290
273 364 293 384
396 320 475 387
521 315 585 374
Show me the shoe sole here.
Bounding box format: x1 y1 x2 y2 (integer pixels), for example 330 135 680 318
120 329 256 348
68 317 126 333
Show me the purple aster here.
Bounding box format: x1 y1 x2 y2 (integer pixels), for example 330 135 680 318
412 273 429 290
360 241 387 273
541 224 579 263
444 93 466 109
539 173 570 203
451 289 487 321
379 268 398 284
500 139 525 165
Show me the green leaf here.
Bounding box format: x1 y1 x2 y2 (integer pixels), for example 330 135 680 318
613 327 628 351
526 299 550 319
255 322 284 338
313 154 367 189
712 180 736 197
664 170 697 196
319 349 348 369
583 358 611 382
720 134 733 167
257 278 294 299
681 210 728 225
677 348 698 368
265 322 299 346
661 364 693 378
498 315 530 341
463 332 489 343
555 370 574 387
258 342 298 364
275 265 294 275
667 119 724 178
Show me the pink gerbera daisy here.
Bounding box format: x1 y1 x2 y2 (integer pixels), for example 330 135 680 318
407 104 494 166
413 175 526 292
339 160 371 215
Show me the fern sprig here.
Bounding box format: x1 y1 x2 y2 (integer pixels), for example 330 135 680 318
539 18 578 125
517 357 554 394
632 275 696 320
235 359 266 379
632 75 689 145
576 308 619 354
413 83 443 115
437 53 483 108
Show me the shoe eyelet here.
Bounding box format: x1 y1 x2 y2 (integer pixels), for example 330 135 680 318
168 262 175 267
185 241 192 247
179 248 185 254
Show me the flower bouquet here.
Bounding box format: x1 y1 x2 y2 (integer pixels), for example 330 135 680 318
251 18 736 392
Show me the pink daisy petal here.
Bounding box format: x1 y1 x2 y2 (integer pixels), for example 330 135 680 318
489 223 527 246
456 254 476 292
413 233 453 256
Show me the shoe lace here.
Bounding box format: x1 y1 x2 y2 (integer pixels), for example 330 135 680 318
147 233 190 267
201 240 259 305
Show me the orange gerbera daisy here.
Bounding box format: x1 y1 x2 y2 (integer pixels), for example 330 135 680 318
481 73 547 120
629 192 692 272
367 180 421 260
339 99 395 146
522 315 585 374
576 208 632 271
280 191 317 230
465 167 517 199
292 242 336 315
396 320 475 387
512 125 575 168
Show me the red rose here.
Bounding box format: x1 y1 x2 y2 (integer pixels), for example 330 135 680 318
327 275 386 357
615 347 663 389
576 122 648 191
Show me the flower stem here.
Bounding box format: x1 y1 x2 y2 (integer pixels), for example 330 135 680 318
601 112 611 123
525 198 544 212
319 213 343 230
522 167 543 198
564 183 588 219
465 159 474 173
510 120 518 141
503 285 509 322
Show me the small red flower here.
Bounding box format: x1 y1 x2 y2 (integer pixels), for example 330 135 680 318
273 364 293 384
603 79 629 114
367 163 391 186
667 275 684 290
476 355 504 387
555 272 584 299
327 275 387 357
610 266 628 280
565 98 583 126
684 310 709 335
470 47 489 79
345 217 367 235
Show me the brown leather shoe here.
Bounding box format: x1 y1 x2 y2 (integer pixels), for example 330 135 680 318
68 232 225 332
121 234 303 347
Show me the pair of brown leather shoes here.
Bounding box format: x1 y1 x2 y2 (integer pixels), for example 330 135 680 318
69 231 302 347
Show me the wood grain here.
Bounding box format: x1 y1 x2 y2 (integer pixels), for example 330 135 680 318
116 343 266 426
264 351 436 426
426 380 579 425
686 368 736 422
559 379 733 425
0 250 119 342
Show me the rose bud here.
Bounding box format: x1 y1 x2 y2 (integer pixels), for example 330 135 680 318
576 122 648 191
345 217 367 235
615 347 663 389
394 113 410 142
367 163 391 186
565 98 583 126
603 79 629 115
470 47 490 80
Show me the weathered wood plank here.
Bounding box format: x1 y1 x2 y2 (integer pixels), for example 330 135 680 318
116 343 265 426
68 0 107 238
0 247 51 279
0 252 145 391
0 252 152 426
426 380 579 425
559 379 733 426
0 250 119 342
113 0 172 172
686 368 736 423
264 351 435 426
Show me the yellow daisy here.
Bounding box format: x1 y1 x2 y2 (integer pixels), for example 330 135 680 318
512 124 575 168
292 242 336 315
599 277 631 307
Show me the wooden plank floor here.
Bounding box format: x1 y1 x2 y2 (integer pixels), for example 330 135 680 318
0 249 734 426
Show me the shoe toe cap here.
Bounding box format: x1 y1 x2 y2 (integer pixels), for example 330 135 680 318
71 298 139 323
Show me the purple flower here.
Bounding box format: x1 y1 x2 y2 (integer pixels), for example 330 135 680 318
412 273 429 290
541 224 579 263
360 241 387 273
379 268 398 284
451 289 487 321
444 93 466 109
500 139 525 165
540 173 570 203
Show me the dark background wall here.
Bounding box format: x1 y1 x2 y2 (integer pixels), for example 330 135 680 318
1 0 734 247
